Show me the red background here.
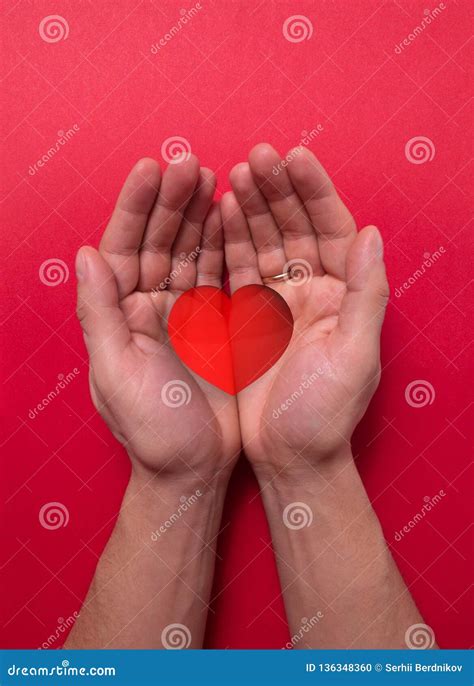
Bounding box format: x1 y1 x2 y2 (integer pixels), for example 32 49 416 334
1 0 472 649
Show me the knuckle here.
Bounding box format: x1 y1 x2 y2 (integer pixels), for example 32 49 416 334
374 281 390 310
76 300 88 328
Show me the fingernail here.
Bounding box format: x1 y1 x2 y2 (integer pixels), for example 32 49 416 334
372 227 384 259
75 249 87 281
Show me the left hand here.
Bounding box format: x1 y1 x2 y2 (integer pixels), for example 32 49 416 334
76 157 240 482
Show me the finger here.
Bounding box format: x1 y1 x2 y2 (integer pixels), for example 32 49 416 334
229 162 286 279
76 246 130 362
196 203 224 287
337 226 389 348
139 155 200 291
120 292 164 342
99 158 161 299
286 147 357 280
248 143 323 275
169 168 216 291
221 191 262 293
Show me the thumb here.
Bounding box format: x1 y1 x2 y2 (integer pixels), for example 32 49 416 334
337 225 389 346
76 246 130 361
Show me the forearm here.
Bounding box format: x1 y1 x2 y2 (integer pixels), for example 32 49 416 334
66 466 229 648
255 449 427 648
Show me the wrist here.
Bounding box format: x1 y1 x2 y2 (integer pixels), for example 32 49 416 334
115 467 230 549
254 452 389 594
127 445 238 489
128 462 231 502
251 443 354 490
254 446 384 543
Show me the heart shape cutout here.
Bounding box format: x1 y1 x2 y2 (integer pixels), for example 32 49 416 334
168 285 294 394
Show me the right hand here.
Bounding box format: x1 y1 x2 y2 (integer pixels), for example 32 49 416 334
221 144 389 475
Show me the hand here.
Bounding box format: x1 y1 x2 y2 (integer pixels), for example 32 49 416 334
76 157 240 482
222 144 389 475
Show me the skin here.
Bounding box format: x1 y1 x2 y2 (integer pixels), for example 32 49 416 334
67 156 239 648
223 144 389 471
67 146 430 649
223 143 430 648
75 156 240 479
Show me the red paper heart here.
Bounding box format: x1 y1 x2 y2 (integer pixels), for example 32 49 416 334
168 285 294 394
